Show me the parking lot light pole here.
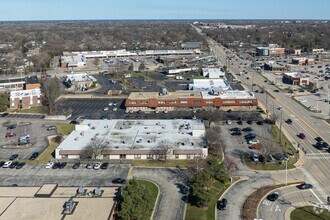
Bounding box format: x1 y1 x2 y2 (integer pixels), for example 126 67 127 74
285 159 288 185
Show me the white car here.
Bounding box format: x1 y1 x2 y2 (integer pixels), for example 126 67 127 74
163 110 168 114
113 108 117 111
3 161 12 168
93 162 101 170
249 139 260 145
103 107 109 111
108 102 113 106
113 102 117 106
129 110 134 114
155 110 159 114
226 120 232 125
45 162 54 169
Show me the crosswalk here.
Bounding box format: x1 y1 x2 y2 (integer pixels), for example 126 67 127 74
305 153 330 160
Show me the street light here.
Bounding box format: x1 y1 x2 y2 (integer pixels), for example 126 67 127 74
278 107 283 146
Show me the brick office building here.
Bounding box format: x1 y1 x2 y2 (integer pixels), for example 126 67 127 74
10 88 42 109
125 89 258 112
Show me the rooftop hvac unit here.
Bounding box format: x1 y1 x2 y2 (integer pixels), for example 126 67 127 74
93 187 101 196
77 186 85 195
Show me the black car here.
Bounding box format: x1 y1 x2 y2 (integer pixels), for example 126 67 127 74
242 127 253 132
29 152 39 160
7 125 16 130
237 120 243 125
52 162 60 169
264 119 275 124
101 162 109 169
315 141 329 150
231 131 242 136
297 183 313 190
273 89 280 92
70 120 79 125
112 178 126 184
245 133 256 139
217 198 228 210
72 162 80 169
230 127 241 132
286 119 293 124
2 113 9 117
59 162 67 169
9 161 19 168
16 162 25 169
246 120 253 125
267 192 279 201
0 161 5 167
256 121 264 125
315 137 323 142
9 154 19 160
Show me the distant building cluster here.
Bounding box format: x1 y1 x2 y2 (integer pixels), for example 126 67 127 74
63 73 97 91
256 44 285 57
282 72 310 86
291 57 315 65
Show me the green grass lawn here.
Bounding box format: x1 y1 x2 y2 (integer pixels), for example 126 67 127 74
132 159 195 168
12 106 47 114
290 206 330 220
244 156 297 170
56 124 75 135
185 180 230 220
131 72 154 81
35 137 59 164
270 125 296 155
136 180 158 206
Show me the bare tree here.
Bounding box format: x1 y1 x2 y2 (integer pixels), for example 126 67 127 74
155 140 172 163
41 77 61 115
82 137 107 160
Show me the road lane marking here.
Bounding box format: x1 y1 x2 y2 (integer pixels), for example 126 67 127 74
300 167 327 200
309 189 323 204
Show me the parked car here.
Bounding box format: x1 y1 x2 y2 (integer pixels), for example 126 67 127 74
273 89 280 92
9 161 19 168
16 162 25 169
101 162 109 169
245 133 256 140
248 139 260 145
108 102 113 106
86 162 94 169
103 107 109 111
217 198 228 210
9 154 18 160
93 162 102 170
242 127 253 132
112 178 126 184
29 152 39 160
52 162 60 169
0 161 5 167
286 119 293 124
256 121 264 125
59 162 67 169
226 120 232 125
45 162 54 169
298 133 306 139
297 183 313 190
7 124 16 130
251 154 259 163
72 162 80 169
69 120 79 125
230 127 241 132
249 143 263 149
46 126 56 131
2 113 9 117
246 120 253 125
5 133 16 137
267 192 279 201
231 131 242 136
3 161 12 168
237 120 243 125
113 107 118 111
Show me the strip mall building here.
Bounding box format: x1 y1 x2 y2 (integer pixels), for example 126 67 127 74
125 90 258 111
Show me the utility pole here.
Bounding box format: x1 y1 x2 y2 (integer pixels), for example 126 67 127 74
265 87 269 119
279 107 283 146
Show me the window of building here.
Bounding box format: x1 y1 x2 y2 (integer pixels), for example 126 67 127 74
180 100 188 104
206 100 213 104
130 101 137 104
158 101 166 104
169 100 177 104
141 101 148 104
175 154 179 159
187 154 191 159
239 100 253 104
147 154 153 159
134 154 141 159
223 100 236 104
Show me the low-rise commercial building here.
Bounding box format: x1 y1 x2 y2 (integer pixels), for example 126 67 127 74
59 55 87 68
256 44 285 56
264 62 288 72
10 88 42 109
202 68 225 78
291 57 315 65
181 42 202 49
125 89 257 111
64 73 97 90
55 119 207 160
189 79 230 92
25 75 40 90
282 72 310 85
0 77 25 92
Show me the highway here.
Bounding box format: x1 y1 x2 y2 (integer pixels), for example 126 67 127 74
193 26 330 205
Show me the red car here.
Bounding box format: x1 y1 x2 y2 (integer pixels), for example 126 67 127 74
298 133 306 139
249 143 263 149
5 133 16 137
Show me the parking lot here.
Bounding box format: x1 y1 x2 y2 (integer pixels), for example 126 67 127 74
0 163 130 186
214 119 283 170
0 118 57 160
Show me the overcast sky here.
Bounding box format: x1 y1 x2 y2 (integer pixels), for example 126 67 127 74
0 0 329 21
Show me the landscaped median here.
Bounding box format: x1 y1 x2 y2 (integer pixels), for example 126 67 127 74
115 179 159 220
132 159 195 168
55 123 75 135
290 206 330 220
244 156 297 170
241 182 303 220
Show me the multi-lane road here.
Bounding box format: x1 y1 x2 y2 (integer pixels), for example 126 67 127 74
193 25 330 211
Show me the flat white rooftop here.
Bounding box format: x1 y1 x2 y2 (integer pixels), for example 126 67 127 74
57 119 206 152
201 90 255 99
283 72 308 78
202 68 225 78
65 73 97 82
10 88 41 98
189 79 230 91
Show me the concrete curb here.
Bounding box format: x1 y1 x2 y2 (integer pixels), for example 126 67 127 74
255 183 301 219
284 206 295 220
147 179 161 220
215 176 250 220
